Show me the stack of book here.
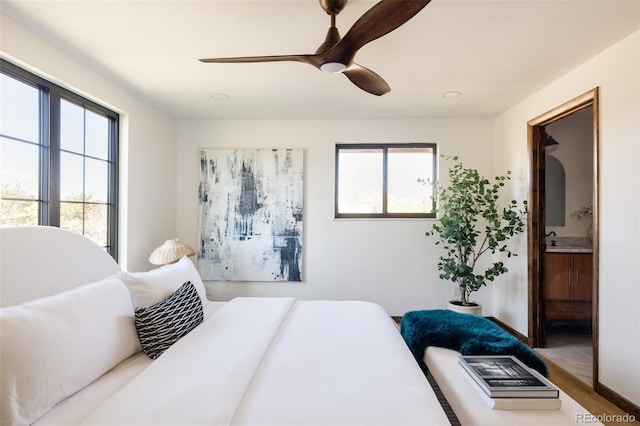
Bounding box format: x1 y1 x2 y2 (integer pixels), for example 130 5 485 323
458 355 561 410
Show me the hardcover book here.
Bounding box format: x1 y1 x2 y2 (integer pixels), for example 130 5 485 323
458 355 560 399
460 372 562 410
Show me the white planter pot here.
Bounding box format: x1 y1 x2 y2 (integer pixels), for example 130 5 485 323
447 300 483 316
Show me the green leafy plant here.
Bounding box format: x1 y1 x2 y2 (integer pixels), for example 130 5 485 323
425 155 528 306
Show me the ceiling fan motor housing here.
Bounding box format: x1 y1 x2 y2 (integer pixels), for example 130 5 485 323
319 0 348 15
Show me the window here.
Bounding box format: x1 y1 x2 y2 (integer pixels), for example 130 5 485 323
1 60 119 258
335 143 437 218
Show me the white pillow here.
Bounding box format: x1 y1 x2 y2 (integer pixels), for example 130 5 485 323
0 277 141 426
118 256 208 308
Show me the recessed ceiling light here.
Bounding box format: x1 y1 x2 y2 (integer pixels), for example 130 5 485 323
442 91 462 99
210 93 229 101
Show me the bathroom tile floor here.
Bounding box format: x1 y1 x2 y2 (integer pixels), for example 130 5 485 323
536 331 593 386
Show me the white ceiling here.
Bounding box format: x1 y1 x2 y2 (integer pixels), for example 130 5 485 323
2 0 639 120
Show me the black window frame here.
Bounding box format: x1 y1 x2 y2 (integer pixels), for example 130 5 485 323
335 143 437 219
1 59 119 259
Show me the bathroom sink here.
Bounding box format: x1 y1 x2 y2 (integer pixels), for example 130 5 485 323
545 246 592 253
545 236 592 253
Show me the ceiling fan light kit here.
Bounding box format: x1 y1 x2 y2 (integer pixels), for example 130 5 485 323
320 62 347 73
199 0 431 95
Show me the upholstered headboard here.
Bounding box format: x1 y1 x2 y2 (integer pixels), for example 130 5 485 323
0 226 120 307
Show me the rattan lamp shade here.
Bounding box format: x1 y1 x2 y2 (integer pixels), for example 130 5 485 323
149 239 196 265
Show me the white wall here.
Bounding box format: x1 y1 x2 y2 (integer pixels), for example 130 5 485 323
494 31 640 406
0 13 177 271
176 118 496 316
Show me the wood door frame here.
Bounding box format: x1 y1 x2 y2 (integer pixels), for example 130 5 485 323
527 87 600 389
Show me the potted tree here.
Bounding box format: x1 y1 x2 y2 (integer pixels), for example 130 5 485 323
425 155 528 315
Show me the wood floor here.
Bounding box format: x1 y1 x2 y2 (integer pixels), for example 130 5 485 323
538 353 639 425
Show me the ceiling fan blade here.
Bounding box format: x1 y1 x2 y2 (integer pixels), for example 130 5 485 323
343 64 390 96
325 0 431 65
200 54 323 68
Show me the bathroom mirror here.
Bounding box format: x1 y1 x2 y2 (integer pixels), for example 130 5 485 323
545 154 565 226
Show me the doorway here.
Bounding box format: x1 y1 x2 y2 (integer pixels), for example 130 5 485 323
527 88 600 389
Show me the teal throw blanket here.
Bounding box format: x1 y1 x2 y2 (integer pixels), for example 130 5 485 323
400 309 548 377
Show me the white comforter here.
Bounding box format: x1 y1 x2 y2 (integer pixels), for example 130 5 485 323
82 297 449 426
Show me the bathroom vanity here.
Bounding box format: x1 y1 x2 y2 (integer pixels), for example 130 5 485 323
544 243 593 320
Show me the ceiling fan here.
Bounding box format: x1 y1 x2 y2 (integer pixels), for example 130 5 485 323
199 0 431 96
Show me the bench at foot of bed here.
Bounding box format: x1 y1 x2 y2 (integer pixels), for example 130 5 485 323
425 346 603 425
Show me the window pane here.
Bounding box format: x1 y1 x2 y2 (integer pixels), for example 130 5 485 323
85 109 109 159
337 148 383 213
84 203 108 247
387 147 435 213
60 151 84 201
60 99 84 153
61 202 108 247
1 137 40 199
85 157 108 203
0 200 39 225
60 201 84 235
0 74 39 142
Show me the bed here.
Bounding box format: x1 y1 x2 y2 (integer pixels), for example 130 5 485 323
0 226 450 426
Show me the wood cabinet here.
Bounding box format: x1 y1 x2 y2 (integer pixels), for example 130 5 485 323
544 253 593 320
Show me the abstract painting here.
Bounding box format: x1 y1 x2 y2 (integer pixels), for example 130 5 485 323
197 148 303 281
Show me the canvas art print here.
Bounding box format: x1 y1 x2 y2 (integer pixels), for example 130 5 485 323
198 148 303 281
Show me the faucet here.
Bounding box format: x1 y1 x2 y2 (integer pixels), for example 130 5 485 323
544 230 557 247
